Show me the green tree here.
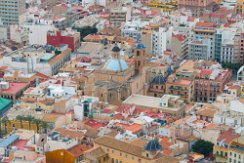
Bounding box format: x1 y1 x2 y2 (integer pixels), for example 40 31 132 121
74 26 98 41
40 121 49 134
1 117 9 135
16 115 24 128
26 115 35 130
192 139 214 157
221 62 242 72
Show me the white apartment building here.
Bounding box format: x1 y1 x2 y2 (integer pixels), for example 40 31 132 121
152 27 167 56
81 0 107 7
221 40 235 63
0 45 71 76
0 0 26 25
25 20 56 45
47 131 78 151
213 99 244 127
193 23 216 59
0 26 8 41
188 38 211 60
10 25 29 44
121 20 146 40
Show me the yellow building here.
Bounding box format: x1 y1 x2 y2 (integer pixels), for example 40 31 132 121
214 129 240 163
147 0 177 13
46 144 91 163
236 0 244 15
0 119 40 135
84 136 179 163
214 0 223 4
228 136 244 163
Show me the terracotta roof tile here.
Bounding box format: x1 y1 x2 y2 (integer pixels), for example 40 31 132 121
68 144 91 158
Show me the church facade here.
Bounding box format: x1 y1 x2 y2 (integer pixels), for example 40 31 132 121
84 43 147 105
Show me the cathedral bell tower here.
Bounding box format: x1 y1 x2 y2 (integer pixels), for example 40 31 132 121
134 43 146 74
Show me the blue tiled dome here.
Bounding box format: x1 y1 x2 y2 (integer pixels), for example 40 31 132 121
151 74 166 85
104 58 128 72
144 139 162 151
112 44 121 52
135 43 146 49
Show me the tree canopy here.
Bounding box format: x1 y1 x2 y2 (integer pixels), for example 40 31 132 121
192 139 214 157
73 26 98 41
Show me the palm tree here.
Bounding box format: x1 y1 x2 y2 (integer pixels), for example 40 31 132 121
40 121 49 134
26 115 34 130
32 118 41 144
16 115 24 128
32 118 42 133
1 117 9 136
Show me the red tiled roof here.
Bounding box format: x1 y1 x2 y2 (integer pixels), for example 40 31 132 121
84 119 106 129
35 72 50 79
217 128 240 145
11 139 33 151
1 157 10 163
113 113 124 120
173 34 186 42
1 82 29 94
224 22 231 27
0 66 8 71
201 69 212 76
114 122 142 133
160 137 172 156
68 144 91 158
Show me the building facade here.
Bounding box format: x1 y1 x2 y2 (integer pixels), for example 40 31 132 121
228 136 244 163
236 0 244 15
193 22 216 59
177 0 218 17
0 0 26 25
47 29 81 52
188 39 211 60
